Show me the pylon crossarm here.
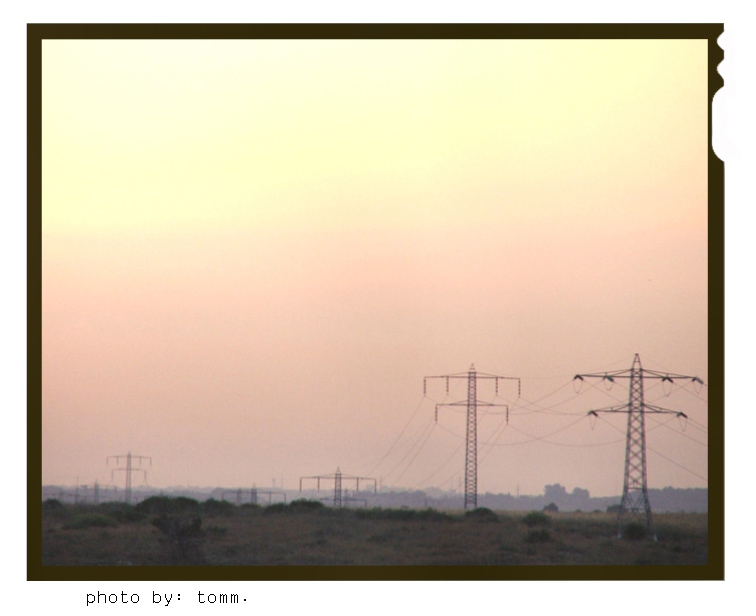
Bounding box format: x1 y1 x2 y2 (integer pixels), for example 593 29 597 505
575 369 701 382
636 369 703 382
642 403 688 416
436 401 509 408
574 370 632 380
587 403 631 414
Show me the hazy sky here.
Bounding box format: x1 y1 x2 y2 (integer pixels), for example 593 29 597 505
42 39 708 497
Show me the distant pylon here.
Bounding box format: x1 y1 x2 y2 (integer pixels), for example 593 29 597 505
107 452 151 504
299 468 377 508
333 468 343 509
425 365 520 510
575 354 703 539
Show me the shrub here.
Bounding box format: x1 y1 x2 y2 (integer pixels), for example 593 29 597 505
42 498 69 519
42 498 65 512
136 496 201 515
289 499 326 512
261 502 289 515
464 507 499 522
151 514 205 564
543 502 559 513
97 502 146 523
621 522 648 541
606 504 621 514
525 529 552 543
522 511 551 528
201 498 236 516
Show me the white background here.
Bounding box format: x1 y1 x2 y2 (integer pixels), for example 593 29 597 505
2 1 752 613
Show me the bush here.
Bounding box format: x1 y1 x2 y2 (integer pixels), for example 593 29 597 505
201 498 236 516
151 514 205 564
63 513 119 530
621 522 648 540
261 502 289 515
606 504 621 514
289 499 326 512
543 502 559 513
42 498 69 519
525 529 552 543
97 502 146 524
464 507 499 522
522 511 551 528
136 496 201 515
42 498 65 512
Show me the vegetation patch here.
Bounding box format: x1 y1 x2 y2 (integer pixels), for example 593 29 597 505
63 513 119 530
136 495 201 515
621 522 648 541
289 499 326 512
464 507 499 522
97 502 146 524
41 503 708 567
522 511 551 528
525 529 553 543
151 513 206 564
201 498 236 517
355 507 454 522
261 502 289 515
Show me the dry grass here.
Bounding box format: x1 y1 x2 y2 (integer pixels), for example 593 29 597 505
40 502 708 567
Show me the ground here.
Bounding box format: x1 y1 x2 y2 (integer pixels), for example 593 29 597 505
39 498 707 568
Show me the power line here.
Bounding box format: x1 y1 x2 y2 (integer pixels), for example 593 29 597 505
575 353 704 539
424 364 520 510
107 452 151 505
362 395 427 477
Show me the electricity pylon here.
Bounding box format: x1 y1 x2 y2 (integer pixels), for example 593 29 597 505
299 468 377 508
574 354 703 539
425 365 520 510
107 452 151 504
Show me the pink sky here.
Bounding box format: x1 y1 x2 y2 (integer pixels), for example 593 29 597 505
42 39 708 497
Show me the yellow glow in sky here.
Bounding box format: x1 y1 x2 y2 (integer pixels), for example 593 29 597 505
43 39 706 234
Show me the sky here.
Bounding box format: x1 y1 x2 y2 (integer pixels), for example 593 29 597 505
41 38 709 498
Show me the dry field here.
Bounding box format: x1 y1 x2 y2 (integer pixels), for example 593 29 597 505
40 498 707 567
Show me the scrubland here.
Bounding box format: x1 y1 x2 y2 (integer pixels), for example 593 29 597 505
40 497 707 567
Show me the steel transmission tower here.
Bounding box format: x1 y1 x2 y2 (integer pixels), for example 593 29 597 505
574 354 703 538
424 365 520 510
300 468 377 508
107 452 151 504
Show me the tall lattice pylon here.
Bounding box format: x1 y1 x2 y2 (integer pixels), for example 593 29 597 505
575 354 703 539
425 365 520 510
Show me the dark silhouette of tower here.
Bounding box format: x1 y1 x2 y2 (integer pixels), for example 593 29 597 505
575 354 702 538
425 365 520 510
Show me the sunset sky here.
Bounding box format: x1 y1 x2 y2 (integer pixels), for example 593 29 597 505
41 38 709 497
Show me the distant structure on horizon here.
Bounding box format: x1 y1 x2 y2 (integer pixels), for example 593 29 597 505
107 451 151 504
300 468 377 508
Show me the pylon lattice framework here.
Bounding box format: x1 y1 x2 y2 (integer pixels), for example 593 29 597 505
425 365 520 510
574 354 703 539
106 452 151 505
299 468 377 508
